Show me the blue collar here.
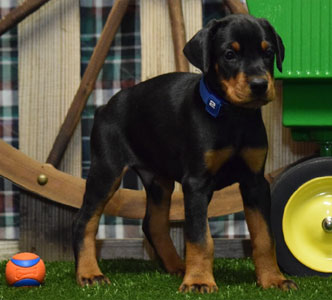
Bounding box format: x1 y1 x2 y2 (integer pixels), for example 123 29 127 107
199 77 228 118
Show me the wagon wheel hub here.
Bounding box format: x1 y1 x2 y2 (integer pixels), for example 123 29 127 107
322 217 332 233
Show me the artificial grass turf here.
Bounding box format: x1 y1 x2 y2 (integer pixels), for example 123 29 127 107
0 258 331 300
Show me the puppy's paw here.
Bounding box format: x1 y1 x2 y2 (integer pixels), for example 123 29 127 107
179 278 218 294
77 274 111 287
277 279 298 291
258 276 298 291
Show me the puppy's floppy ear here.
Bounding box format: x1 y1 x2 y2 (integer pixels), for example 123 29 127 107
258 18 285 73
183 19 220 74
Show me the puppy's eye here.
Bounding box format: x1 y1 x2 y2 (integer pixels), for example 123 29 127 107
224 50 236 60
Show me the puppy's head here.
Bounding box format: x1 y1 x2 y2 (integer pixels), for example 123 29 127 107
184 15 285 108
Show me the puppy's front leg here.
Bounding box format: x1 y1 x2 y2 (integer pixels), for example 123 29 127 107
179 178 218 294
240 177 298 291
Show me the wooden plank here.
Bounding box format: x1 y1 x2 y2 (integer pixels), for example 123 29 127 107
18 0 81 260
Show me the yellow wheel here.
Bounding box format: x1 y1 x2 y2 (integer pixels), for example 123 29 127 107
271 157 332 276
283 177 332 273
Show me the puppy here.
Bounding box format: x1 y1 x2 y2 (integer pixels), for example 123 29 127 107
73 14 297 293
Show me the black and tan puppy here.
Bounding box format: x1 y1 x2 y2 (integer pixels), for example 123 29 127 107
73 14 297 293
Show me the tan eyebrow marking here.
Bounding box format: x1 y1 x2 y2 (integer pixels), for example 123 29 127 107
261 41 269 51
231 41 240 52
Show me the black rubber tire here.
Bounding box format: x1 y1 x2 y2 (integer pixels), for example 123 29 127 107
271 156 332 277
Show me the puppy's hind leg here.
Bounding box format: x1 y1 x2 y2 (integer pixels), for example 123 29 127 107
73 155 127 286
140 171 185 276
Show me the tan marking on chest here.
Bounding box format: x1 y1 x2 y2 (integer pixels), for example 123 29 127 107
204 147 233 174
241 147 267 173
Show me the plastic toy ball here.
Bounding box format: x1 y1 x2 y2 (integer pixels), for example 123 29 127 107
5 252 46 287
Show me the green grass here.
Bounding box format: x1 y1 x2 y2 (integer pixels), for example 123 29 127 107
0 258 331 300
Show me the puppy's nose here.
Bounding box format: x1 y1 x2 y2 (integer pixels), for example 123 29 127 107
249 78 268 95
